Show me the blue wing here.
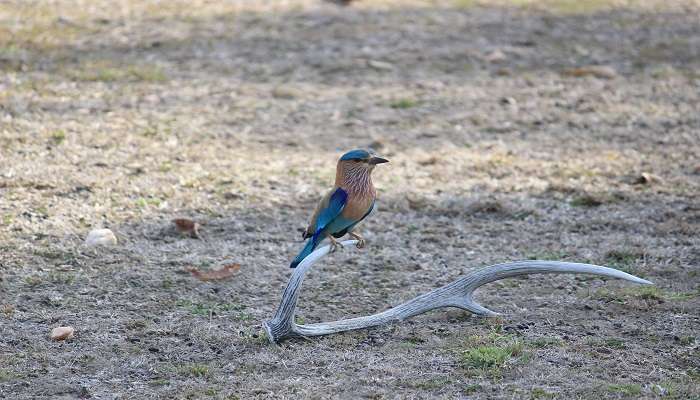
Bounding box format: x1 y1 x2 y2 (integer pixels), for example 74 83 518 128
314 188 348 239
290 188 348 268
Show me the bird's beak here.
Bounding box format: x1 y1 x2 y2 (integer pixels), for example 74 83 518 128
369 156 389 165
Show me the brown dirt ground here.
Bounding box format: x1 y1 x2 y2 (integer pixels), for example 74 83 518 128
1 0 699 399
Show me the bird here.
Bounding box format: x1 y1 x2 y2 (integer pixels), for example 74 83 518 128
290 149 389 268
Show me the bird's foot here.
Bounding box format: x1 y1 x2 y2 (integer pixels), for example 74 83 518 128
349 232 366 249
328 236 344 253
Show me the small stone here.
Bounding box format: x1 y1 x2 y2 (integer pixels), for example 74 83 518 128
499 97 517 106
85 228 117 246
367 60 394 71
271 86 301 99
632 172 661 185
485 49 507 63
50 326 74 341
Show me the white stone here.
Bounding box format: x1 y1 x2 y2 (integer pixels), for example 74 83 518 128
85 228 117 246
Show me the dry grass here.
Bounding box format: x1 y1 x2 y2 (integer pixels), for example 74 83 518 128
1 0 699 399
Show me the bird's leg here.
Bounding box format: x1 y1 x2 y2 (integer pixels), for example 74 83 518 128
327 235 344 253
349 231 366 249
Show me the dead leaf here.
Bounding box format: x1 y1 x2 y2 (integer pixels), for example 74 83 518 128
172 218 200 238
562 65 617 79
186 263 240 281
50 326 74 341
418 156 439 166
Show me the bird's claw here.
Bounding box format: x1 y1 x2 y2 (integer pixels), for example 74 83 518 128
328 237 344 253
349 232 366 249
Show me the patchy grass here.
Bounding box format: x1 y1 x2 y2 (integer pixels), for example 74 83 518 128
528 337 564 349
606 383 642 396
180 364 209 378
49 129 66 144
460 332 526 378
389 98 420 109
678 336 695 346
0 369 18 382
603 248 646 275
66 61 167 83
570 193 605 207
530 387 556 399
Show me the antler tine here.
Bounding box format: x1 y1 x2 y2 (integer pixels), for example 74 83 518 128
263 240 653 344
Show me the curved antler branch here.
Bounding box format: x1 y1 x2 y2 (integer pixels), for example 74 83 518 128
263 240 653 343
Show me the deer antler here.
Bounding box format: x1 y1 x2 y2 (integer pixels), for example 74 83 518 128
264 240 653 343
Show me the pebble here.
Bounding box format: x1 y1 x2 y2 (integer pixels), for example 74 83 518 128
85 228 117 246
50 326 74 341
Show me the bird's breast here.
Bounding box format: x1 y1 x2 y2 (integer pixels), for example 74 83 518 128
342 193 375 221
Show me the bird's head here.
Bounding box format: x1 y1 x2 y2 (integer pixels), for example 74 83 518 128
337 149 389 172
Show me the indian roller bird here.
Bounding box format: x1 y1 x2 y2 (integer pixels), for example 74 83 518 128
290 149 389 268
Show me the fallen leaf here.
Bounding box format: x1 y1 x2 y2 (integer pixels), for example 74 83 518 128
186 264 240 281
562 65 617 79
172 218 200 238
50 326 74 341
418 156 439 166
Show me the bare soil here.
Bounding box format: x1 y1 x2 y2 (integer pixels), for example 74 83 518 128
1 1 699 399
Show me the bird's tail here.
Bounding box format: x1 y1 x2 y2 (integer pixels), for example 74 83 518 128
290 236 319 268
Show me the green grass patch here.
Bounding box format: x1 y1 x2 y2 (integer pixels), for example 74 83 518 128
604 249 642 268
607 383 642 396
390 98 420 109
180 364 209 378
678 336 695 346
68 61 167 83
460 332 525 377
135 197 162 208
530 387 555 399
50 129 66 144
0 368 18 382
529 337 564 348
463 383 482 394
24 275 42 287
586 337 626 349
603 249 646 276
